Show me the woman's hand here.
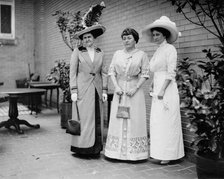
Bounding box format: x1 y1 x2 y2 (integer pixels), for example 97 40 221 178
115 85 123 96
157 90 165 100
149 83 154 97
149 82 153 93
102 93 107 102
71 93 78 102
126 87 138 97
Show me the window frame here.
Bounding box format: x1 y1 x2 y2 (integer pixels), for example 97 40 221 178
0 0 15 40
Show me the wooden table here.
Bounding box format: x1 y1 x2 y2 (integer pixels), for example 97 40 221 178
29 82 60 113
0 88 46 134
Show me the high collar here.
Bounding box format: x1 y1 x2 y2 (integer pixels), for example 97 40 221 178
123 48 139 55
158 39 167 48
78 46 101 53
86 47 94 51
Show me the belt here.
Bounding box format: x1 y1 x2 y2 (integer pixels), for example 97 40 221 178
117 75 138 81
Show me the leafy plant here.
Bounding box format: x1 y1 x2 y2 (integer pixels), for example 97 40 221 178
177 48 224 159
46 60 72 103
52 1 106 51
168 0 224 46
52 10 83 51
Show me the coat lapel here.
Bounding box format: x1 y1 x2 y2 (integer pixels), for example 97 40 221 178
79 46 93 69
92 47 102 72
78 46 102 72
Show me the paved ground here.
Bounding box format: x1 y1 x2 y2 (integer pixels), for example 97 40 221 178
0 106 197 179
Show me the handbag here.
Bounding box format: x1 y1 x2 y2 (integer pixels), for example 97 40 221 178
116 54 133 119
116 94 130 119
66 101 81 135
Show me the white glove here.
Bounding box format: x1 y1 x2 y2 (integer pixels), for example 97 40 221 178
71 93 77 102
102 93 107 102
149 92 157 97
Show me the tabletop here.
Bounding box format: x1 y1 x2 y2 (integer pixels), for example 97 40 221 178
0 88 46 95
29 82 60 88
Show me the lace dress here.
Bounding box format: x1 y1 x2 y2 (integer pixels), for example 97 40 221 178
105 49 150 160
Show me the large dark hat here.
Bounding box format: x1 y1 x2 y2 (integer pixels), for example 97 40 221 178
75 1 106 39
75 24 106 39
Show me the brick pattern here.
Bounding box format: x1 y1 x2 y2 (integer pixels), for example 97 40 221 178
0 0 35 88
0 102 30 116
31 0 220 156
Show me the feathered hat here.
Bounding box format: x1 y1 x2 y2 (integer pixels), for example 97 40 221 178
75 1 106 39
142 16 179 44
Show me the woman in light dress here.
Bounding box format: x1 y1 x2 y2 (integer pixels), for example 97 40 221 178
142 16 185 164
105 28 150 161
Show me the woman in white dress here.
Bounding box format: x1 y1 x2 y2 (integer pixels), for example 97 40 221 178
142 16 185 164
105 28 150 161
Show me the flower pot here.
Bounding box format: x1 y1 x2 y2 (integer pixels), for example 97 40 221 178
60 102 72 129
195 152 224 179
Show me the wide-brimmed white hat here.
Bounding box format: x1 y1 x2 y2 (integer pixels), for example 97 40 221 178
142 16 179 44
75 24 106 39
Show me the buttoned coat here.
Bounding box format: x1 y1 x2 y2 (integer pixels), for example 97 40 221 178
70 46 107 98
69 46 107 150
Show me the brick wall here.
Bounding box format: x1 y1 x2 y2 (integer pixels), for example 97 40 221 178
33 0 220 157
0 0 35 88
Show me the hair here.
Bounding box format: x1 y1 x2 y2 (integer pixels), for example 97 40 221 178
79 31 95 40
121 28 139 43
151 27 171 39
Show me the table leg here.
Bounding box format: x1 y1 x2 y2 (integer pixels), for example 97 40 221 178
45 90 48 107
0 96 40 134
50 89 53 107
57 88 59 113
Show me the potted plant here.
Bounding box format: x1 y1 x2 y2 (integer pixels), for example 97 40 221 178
176 48 224 178
169 0 224 178
46 60 72 128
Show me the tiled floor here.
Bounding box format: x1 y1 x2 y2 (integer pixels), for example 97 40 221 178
0 104 197 179
0 102 31 117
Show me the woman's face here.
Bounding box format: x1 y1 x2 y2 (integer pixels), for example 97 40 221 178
152 30 166 45
82 33 94 47
122 34 136 50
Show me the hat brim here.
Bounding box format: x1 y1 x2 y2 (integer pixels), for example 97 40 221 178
142 21 178 44
75 24 106 39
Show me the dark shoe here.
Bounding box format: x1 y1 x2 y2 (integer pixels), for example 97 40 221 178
90 153 101 159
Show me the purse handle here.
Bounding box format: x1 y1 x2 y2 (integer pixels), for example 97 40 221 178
75 101 80 121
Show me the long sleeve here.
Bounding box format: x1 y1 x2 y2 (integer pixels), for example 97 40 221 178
70 48 79 94
101 51 108 93
108 52 117 77
140 53 150 78
166 45 177 80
